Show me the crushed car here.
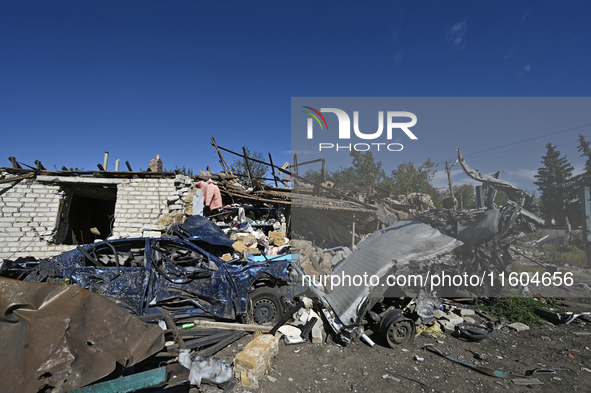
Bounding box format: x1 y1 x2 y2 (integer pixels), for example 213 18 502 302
299 148 544 347
2 232 296 325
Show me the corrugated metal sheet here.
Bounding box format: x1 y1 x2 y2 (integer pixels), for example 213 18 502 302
325 221 462 326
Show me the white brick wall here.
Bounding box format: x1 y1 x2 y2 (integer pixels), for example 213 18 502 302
0 172 195 261
0 175 64 260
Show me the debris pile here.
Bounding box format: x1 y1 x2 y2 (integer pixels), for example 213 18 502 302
2 142 587 392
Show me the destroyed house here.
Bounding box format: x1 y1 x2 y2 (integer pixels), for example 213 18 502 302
0 166 197 260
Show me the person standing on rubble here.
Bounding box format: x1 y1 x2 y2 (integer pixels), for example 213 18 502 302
205 179 222 215
195 180 222 216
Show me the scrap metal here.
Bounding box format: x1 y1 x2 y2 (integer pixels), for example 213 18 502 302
0 277 164 393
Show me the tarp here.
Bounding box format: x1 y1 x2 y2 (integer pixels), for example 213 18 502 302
0 278 165 393
175 215 234 248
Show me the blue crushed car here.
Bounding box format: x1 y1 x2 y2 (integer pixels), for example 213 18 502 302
5 216 296 325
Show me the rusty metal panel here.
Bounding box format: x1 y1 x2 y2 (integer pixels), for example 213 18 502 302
0 278 165 393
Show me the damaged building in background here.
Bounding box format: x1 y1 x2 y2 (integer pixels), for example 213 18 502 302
0 165 197 260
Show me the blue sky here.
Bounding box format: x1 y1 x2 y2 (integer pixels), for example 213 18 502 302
2 1 590 193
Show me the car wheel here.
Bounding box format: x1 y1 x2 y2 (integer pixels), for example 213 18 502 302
247 287 284 326
380 310 415 347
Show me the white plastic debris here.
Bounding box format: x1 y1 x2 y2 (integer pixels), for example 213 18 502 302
285 335 305 345
178 349 234 387
278 325 302 337
301 296 314 310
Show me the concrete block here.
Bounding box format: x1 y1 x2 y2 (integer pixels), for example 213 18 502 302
234 334 279 389
458 308 475 316
438 320 455 333
508 322 530 332
443 314 464 326
433 309 446 319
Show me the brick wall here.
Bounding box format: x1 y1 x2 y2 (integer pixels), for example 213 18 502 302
111 175 194 238
0 171 195 261
0 175 74 259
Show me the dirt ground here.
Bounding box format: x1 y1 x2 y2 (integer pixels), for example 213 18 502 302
210 301 591 393
189 260 591 393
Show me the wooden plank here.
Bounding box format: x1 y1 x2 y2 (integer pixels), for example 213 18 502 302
193 319 273 333
222 189 292 204
0 172 35 184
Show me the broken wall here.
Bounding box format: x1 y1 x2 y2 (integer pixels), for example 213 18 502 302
0 170 196 260
0 175 71 259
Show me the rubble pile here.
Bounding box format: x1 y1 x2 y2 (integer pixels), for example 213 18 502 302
1 143 589 392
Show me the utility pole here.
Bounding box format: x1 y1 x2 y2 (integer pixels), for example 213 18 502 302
445 160 456 210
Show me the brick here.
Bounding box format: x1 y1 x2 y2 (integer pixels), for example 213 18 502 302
234 335 278 389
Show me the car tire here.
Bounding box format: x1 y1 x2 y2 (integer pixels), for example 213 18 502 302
247 287 284 326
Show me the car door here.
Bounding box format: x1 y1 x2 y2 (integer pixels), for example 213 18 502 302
147 239 234 319
71 239 151 315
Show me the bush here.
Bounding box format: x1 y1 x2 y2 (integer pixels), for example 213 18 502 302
479 297 563 326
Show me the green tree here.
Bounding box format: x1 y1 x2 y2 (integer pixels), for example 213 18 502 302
534 143 574 226
388 159 437 193
303 168 321 183
493 190 509 207
229 147 268 186
575 134 591 189
450 184 476 210
328 151 385 187
385 159 442 208
165 165 194 176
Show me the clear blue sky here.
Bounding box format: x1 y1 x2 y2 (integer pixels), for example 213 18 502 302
2 1 590 192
